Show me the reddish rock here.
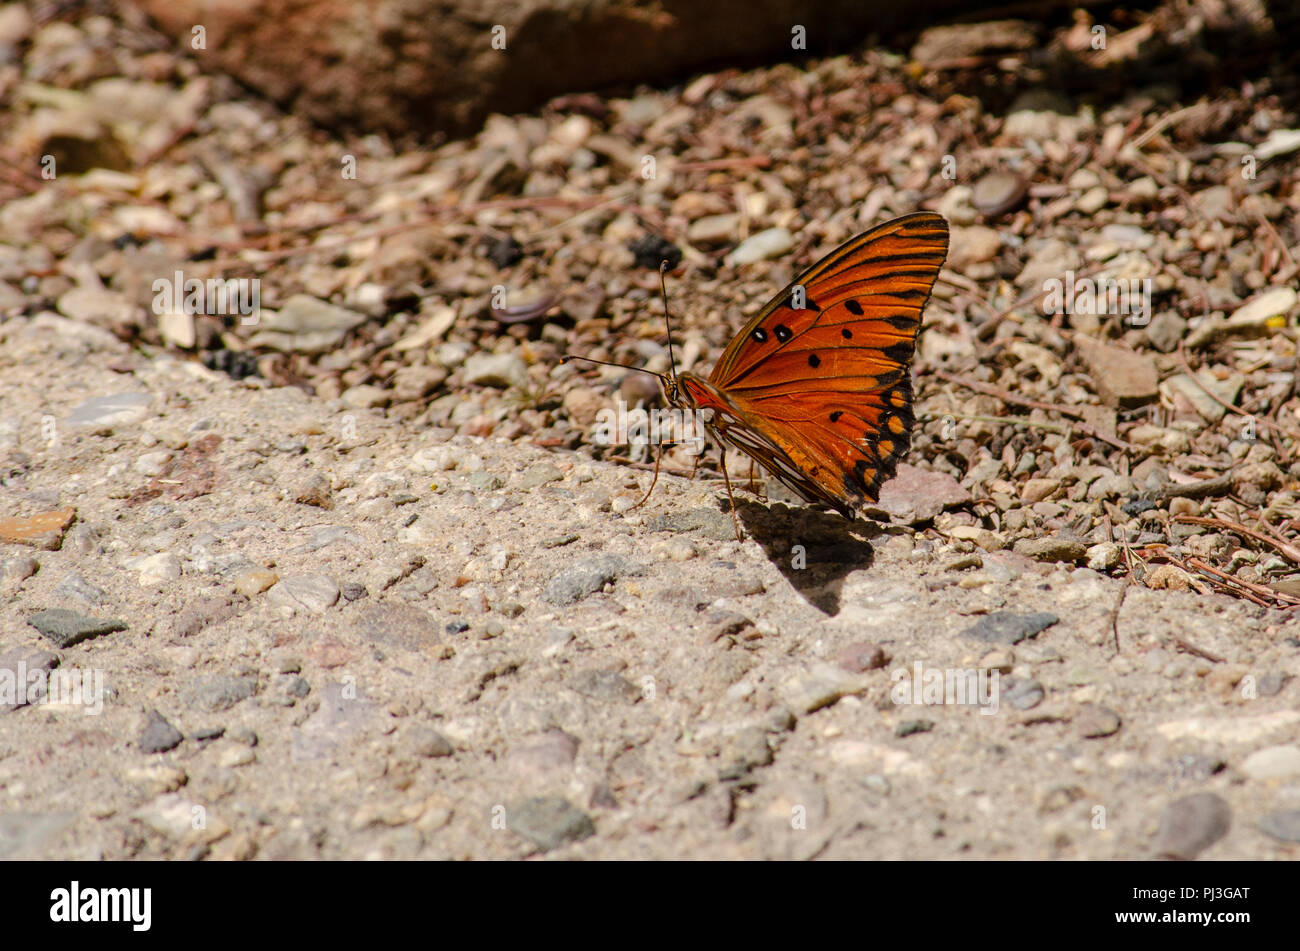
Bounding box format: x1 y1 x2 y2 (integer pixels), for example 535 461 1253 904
0 508 76 550
307 637 354 669
876 464 972 523
127 0 1102 136
1074 337 1159 408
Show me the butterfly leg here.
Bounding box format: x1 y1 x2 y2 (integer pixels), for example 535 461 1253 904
718 447 744 542
633 443 664 508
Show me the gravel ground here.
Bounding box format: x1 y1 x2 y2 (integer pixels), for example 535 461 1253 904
1 312 1298 860
1 1 1299 860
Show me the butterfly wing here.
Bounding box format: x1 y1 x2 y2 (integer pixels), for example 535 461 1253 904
678 371 871 516
694 212 948 511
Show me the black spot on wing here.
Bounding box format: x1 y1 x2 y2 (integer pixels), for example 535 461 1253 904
841 328 853 339
751 327 768 342
844 299 864 315
889 288 930 301
882 340 914 365
808 353 821 368
774 324 793 342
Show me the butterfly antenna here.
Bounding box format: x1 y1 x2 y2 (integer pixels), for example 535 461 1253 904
659 260 679 382
559 355 666 383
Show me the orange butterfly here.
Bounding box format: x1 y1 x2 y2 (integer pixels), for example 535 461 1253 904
568 211 949 537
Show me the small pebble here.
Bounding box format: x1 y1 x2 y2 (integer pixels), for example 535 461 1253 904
139 709 184 754
1075 703 1122 738
1153 792 1231 859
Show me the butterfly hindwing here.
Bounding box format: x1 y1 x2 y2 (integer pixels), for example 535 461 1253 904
701 212 947 512
746 374 915 508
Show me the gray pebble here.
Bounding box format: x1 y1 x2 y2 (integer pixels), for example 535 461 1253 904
971 170 1027 217
646 507 735 541
1257 672 1288 697
1013 537 1087 563
182 675 258 713
718 726 773 780
280 675 310 698
961 611 1059 645
727 227 794 265
1258 810 1300 843
465 471 503 492
1153 792 1231 859
1171 754 1224 782
268 574 340 614
1145 311 1187 353
782 662 870 714
589 784 618 810
65 392 152 429
1004 677 1045 710
409 726 454 758
139 709 183 753
514 463 564 489
1 556 39 585
567 668 641 703
340 582 368 601
51 572 105 607
462 352 528 389
1075 703 1122 738
506 796 595 852
895 719 935 738
507 729 578 773
27 608 127 648
542 555 642 605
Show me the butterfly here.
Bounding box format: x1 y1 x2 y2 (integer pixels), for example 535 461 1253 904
566 211 949 537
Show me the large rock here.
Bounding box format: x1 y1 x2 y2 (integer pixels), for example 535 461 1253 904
129 0 1097 135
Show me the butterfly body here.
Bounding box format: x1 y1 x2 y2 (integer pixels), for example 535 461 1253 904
666 212 949 519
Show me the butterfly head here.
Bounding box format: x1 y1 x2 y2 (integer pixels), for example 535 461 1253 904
660 374 681 407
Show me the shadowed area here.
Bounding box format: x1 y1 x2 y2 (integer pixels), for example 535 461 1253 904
731 497 882 616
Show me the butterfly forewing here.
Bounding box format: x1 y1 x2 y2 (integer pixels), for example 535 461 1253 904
699 212 948 513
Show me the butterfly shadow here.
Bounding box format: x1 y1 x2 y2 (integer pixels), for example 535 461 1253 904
732 499 883 617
